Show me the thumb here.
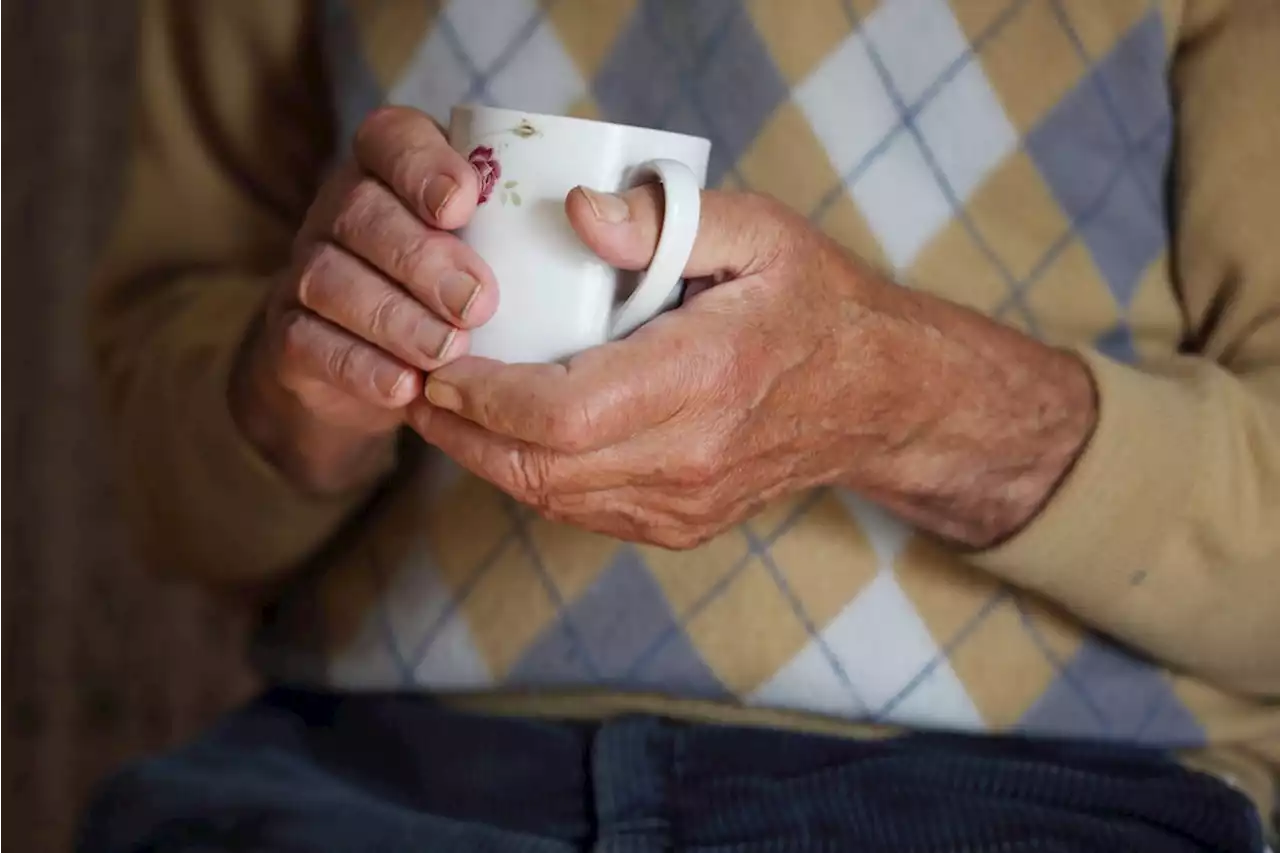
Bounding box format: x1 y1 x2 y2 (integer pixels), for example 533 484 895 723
565 184 776 279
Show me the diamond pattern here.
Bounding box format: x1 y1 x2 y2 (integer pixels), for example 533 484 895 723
913 60 1017 202
851 131 955 271
444 0 538 72
386 25 473 124
684 6 789 179
487 20 587 114
628 630 728 699
410 611 492 689
886 661 983 730
1076 171 1165 307
507 617 594 685
592 9 684 129
1025 79 1128 224
861 0 972 106
381 553 457 670
557 547 679 676
750 637 862 718
1131 117 1173 209
813 572 959 713
1089 10 1170 143
593 0 787 185
1018 637 1202 745
794 33 901 180
294 0 1211 751
643 0 739 69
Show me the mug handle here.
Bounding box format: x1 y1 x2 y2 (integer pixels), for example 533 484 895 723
608 158 702 340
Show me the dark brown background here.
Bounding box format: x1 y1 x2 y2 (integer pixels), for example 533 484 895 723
4 4 256 851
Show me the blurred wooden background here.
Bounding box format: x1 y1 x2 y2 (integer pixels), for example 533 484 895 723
3 3 255 851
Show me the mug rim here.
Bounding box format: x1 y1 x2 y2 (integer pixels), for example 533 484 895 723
451 103 711 150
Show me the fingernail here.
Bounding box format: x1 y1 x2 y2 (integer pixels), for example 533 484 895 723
425 379 462 411
434 327 457 361
424 175 457 220
440 271 481 321
581 187 629 224
378 365 410 398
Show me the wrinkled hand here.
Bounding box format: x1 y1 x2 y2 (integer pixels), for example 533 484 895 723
407 186 878 548
409 184 1096 550
231 107 499 494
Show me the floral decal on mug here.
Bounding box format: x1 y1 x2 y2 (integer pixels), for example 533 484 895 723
467 120 542 207
468 145 501 205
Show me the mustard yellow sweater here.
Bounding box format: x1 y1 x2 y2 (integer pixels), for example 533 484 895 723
92 0 1279 816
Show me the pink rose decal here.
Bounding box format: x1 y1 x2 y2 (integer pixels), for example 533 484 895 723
468 145 501 205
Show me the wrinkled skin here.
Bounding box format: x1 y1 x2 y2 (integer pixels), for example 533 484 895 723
410 183 1096 550
230 107 494 493
232 105 1095 549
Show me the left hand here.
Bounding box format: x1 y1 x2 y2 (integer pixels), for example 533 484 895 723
408 185 1095 550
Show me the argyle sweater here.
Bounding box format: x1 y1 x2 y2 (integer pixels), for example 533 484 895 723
94 0 1279 816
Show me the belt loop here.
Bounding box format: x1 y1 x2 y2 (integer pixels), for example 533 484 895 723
591 716 675 850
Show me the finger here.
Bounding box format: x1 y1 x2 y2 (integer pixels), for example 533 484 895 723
409 400 633 499
410 410 723 545
423 335 705 452
278 309 420 408
407 400 560 500
352 106 478 230
295 242 468 371
317 173 498 327
565 184 780 279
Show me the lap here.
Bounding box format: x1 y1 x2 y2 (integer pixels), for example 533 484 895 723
78 688 1264 853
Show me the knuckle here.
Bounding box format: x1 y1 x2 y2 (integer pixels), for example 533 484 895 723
545 408 593 454
677 489 723 527
324 339 360 386
367 290 403 340
652 525 705 551
749 193 802 259
331 179 384 244
536 500 570 525
672 439 725 487
389 146 440 204
500 452 554 505
385 232 444 282
536 492 586 526
353 106 407 152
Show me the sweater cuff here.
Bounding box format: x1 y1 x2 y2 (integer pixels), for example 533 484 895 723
143 283 389 584
971 349 1200 600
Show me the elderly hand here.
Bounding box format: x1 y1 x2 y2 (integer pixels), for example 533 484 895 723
231 107 498 495
409 186 1096 550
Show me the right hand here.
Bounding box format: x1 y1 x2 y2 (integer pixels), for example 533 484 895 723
231 107 499 495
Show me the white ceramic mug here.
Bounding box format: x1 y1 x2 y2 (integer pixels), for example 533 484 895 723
448 105 710 364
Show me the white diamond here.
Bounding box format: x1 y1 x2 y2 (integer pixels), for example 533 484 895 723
413 611 493 689
794 32 901 178
862 0 971 106
850 131 953 270
750 639 862 717
445 0 538 72
820 571 942 711
487 21 587 115
387 27 475 124
914 60 1017 202
883 658 983 730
